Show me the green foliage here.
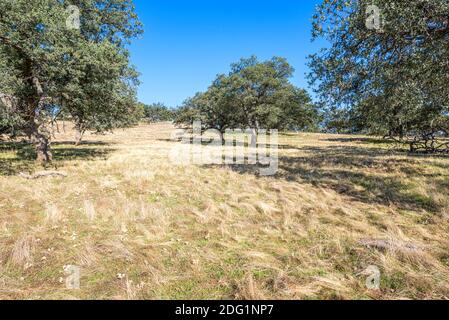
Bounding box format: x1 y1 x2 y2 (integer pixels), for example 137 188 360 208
322 108 355 134
174 96 203 128
0 0 142 160
62 40 143 136
175 56 319 132
0 95 23 136
310 0 449 151
141 102 175 122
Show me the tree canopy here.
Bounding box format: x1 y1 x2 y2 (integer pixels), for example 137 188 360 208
176 56 319 135
309 0 449 152
141 102 175 123
0 0 142 161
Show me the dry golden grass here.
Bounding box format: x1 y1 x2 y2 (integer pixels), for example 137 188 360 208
1 122 449 300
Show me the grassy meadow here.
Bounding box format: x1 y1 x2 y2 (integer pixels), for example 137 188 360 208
1 122 449 299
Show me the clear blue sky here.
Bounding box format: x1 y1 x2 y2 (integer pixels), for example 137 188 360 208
129 0 324 107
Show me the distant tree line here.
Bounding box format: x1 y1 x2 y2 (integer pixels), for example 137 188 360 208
139 103 176 123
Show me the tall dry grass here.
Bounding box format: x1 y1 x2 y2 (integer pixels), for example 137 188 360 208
0 123 449 299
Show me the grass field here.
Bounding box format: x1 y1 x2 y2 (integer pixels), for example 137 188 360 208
1 122 449 300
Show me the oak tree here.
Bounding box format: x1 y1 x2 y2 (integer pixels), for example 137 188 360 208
0 0 142 161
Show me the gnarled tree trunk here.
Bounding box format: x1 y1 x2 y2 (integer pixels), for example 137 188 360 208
28 118 53 163
26 71 53 163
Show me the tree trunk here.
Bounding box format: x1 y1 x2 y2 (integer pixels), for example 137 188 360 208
250 120 260 147
29 120 53 163
22 63 52 162
250 129 257 147
219 131 225 146
75 126 84 146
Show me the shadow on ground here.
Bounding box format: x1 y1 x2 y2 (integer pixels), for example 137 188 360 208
157 138 300 151
0 141 114 176
320 137 391 145
203 144 446 213
53 141 111 146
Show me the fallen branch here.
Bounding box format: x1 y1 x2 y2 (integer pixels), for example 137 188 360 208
386 132 449 154
360 238 422 253
18 171 68 179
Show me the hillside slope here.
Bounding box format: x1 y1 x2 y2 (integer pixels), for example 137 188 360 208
1 123 448 299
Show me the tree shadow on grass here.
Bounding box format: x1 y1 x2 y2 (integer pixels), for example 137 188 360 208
321 137 391 145
0 158 32 176
53 141 111 146
158 138 301 151
278 161 439 213
204 145 442 213
0 141 114 176
0 142 34 175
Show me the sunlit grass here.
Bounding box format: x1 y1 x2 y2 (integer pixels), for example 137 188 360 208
1 123 449 299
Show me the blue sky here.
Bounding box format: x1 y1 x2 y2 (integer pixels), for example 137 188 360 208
129 0 324 107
